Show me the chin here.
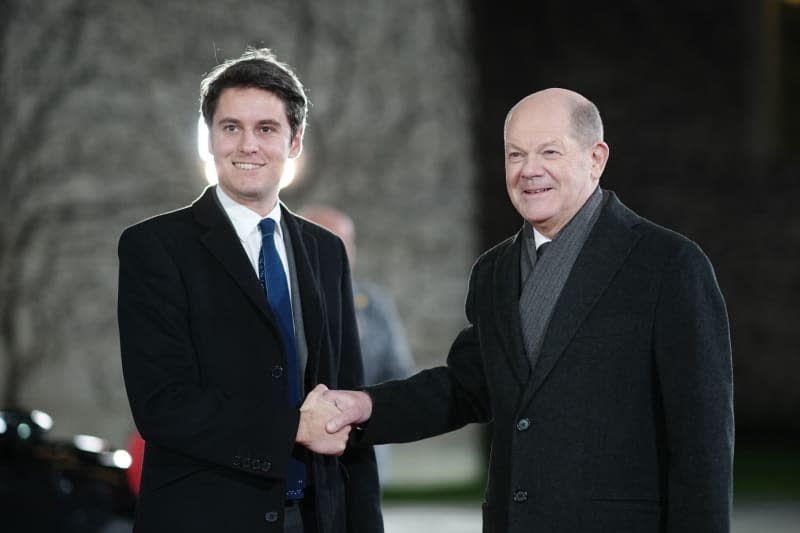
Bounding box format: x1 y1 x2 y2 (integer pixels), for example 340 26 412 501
518 205 553 223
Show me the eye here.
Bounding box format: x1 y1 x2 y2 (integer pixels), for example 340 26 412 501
507 151 523 161
222 124 238 132
260 125 275 134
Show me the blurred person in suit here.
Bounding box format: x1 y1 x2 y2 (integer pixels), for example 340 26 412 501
316 88 734 532
299 205 415 485
117 47 382 533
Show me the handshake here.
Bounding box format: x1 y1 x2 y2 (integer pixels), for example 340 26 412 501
295 384 373 456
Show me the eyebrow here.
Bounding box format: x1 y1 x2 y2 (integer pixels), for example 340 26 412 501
505 139 563 152
216 117 283 127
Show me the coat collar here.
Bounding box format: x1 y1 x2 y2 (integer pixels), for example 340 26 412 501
492 231 531 385
192 187 272 322
519 190 641 404
191 187 324 363
281 204 325 379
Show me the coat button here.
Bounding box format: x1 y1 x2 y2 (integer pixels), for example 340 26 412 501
271 365 284 378
516 418 531 431
513 490 528 503
264 511 279 522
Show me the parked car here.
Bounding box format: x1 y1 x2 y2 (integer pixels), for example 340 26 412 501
0 408 135 532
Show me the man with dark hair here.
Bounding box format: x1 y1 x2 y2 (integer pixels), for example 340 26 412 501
320 88 734 532
118 47 383 533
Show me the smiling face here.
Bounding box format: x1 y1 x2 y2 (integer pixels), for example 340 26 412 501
209 86 303 215
504 90 608 238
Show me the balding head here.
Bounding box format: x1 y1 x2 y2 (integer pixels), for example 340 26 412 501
505 88 603 149
298 205 357 267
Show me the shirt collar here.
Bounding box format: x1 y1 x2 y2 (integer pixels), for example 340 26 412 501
523 223 552 249
525 186 602 250
215 186 284 240
532 227 551 250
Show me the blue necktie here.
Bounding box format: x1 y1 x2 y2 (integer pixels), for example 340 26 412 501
258 218 306 500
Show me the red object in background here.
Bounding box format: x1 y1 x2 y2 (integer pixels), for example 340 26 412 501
125 431 145 495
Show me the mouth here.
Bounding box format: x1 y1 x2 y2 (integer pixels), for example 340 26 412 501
523 186 553 195
233 162 264 170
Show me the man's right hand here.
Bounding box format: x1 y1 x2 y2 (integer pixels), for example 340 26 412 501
321 388 373 433
296 384 351 456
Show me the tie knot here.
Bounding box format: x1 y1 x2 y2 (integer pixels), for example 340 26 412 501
536 241 551 258
259 218 277 237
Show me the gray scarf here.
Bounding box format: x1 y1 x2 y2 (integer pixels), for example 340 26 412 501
519 187 604 369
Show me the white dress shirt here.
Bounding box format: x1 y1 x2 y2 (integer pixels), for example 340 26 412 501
532 226 552 251
215 186 293 299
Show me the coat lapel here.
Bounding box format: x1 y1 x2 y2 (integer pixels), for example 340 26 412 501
192 187 273 323
193 191 325 380
492 230 531 385
282 206 324 381
520 192 641 405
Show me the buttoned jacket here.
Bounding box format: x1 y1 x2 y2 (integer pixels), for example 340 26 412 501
118 186 382 533
361 191 733 533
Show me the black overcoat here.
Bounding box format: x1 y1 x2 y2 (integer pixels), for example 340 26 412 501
118 186 382 532
362 191 733 533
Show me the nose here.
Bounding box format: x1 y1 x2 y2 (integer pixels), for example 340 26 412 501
520 154 544 179
238 129 258 153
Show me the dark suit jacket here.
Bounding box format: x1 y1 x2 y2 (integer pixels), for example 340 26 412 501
360 191 733 533
118 186 382 533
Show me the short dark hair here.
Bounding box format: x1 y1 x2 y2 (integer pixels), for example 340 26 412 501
199 47 308 140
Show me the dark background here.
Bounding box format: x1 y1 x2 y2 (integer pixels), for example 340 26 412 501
471 0 800 443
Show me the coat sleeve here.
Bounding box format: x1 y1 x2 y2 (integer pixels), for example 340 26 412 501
360 259 491 444
653 241 734 531
118 224 298 480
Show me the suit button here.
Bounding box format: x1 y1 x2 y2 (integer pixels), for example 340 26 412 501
232 455 241 467
271 365 284 378
264 511 279 522
516 418 531 431
513 490 528 503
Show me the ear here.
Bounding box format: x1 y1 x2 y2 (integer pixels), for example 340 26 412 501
289 125 305 159
590 141 610 180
